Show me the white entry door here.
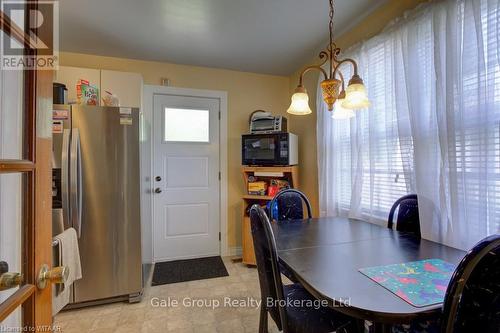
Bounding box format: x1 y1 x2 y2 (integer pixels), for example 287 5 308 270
153 94 220 262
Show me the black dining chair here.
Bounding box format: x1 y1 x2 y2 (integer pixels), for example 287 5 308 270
249 205 355 333
441 234 500 333
268 189 313 283
269 189 312 222
392 234 500 333
387 194 421 237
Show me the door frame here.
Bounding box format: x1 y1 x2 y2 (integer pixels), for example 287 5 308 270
143 85 228 262
0 2 53 328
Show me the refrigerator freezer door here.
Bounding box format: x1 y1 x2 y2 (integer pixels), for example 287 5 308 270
70 128 82 238
61 129 71 229
52 104 72 229
71 106 142 303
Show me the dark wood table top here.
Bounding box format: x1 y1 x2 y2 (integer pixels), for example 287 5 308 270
272 217 466 324
273 217 394 250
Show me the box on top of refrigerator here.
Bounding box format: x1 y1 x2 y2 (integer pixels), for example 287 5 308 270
76 79 99 106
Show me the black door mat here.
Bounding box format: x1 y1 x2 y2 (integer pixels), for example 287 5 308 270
151 256 229 286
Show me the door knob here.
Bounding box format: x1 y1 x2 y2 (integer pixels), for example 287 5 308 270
37 264 69 289
155 176 162 182
0 272 23 291
155 188 162 194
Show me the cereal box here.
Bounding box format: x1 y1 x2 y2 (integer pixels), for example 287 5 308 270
77 79 99 105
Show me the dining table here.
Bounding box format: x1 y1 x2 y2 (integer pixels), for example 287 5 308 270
271 217 467 333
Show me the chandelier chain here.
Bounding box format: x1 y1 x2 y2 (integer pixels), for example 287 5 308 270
329 0 334 45
291 0 367 113
329 0 335 79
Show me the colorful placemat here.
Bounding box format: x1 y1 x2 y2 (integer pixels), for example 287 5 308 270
359 259 456 307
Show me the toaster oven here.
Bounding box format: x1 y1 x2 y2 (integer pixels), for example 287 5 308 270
250 115 287 134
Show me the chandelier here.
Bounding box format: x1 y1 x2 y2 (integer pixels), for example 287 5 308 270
287 0 370 119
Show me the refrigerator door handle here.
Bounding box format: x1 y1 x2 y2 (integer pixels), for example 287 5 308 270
70 128 83 238
61 129 71 229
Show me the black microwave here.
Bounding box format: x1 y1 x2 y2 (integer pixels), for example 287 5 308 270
242 133 298 166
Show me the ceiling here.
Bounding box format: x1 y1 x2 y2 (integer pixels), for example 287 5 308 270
59 0 386 76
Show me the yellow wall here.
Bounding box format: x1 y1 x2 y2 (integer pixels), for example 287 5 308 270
288 0 429 216
59 52 290 250
59 0 427 249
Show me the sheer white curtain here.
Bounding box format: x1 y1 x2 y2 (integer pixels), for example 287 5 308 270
318 19 414 226
317 0 500 250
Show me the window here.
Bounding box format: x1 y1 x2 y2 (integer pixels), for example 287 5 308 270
164 108 209 143
0 31 24 159
447 0 500 236
332 37 413 223
359 41 412 221
318 0 500 247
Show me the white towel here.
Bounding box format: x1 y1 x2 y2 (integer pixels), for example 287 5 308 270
52 209 65 236
52 227 82 315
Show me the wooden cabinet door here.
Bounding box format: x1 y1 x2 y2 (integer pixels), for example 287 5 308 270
242 216 257 265
0 4 54 330
54 66 101 104
101 70 143 108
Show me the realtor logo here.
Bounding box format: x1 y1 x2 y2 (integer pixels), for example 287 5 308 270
1 0 59 70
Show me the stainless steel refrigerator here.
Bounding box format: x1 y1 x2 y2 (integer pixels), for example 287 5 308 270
52 104 142 305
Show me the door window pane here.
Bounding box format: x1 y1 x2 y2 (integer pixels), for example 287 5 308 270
0 31 25 159
0 173 23 329
164 108 209 142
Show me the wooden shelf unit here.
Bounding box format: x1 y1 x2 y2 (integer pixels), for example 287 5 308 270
241 165 299 265
242 194 274 201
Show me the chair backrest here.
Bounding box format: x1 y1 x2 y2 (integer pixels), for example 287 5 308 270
442 234 500 333
249 204 287 331
269 189 312 221
387 194 420 236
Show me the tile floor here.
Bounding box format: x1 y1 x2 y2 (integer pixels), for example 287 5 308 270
54 257 281 333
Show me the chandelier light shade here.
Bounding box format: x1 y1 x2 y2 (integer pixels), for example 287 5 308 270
332 106 355 120
342 75 371 110
287 86 313 115
332 91 355 119
287 0 370 119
